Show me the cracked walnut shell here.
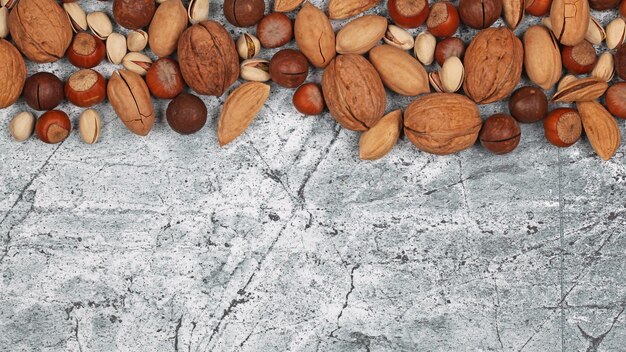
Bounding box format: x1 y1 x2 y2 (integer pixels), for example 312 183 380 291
0 39 26 108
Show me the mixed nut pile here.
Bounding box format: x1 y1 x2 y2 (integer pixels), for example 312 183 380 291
1 0 626 160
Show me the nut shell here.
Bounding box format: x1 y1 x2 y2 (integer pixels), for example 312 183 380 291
479 114 521 155
543 108 582 147
224 0 265 27
145 58 185 99
8 0 73 63
605 83 626 119
294 3 336 68
9 112 35 142
369 44 430 97
509 86 548 123
166 93 208 135
178 21 239 96
404 93 482 155
148 0 188 57
113 0 156 30
107 69 155 136
35 110 71 144
523 25 562 90
0 39 26 108
23 72 64 111
550 0 589 46
463 27 523 104
322 54 386 132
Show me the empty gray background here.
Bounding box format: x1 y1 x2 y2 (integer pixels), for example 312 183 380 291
1 0 624 351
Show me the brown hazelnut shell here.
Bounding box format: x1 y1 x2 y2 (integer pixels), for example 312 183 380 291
113 0 156 30
388 0 430 28
145 58 185 99
36 110 72 144
543 108 582 147
65 69 107 108
67 33 106 69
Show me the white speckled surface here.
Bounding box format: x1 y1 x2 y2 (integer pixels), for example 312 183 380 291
1 1 625 351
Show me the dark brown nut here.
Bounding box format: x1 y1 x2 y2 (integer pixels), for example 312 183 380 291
256 12 293 48
145 58 185 99
561 41 597 75
23 73 64 111
113 0 156 30
605 82 626 119
459 0 502 29
293 83 325 115
479 113 521 155
589 0 620 10
435 37 465 66
166 93 208 135
35 110 71 144
224 0 265 27
8 0 73 63
543 108 582 147
178 21 240 96
269 49 309 88
388 0 430 28
509 86 548 123
64 69 107 108
615 44 626 80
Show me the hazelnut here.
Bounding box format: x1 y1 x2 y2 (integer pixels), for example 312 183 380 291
166 93 207 135
66 32 106 69
388 0 430 29
479 114 521 155
435 37 465 66
426 2 460 38
256 12 293 49
23 72 64 111
269 49 309 88
459 0 502 30
224 0 265 27
113 0 156 30
588 0 620 10
615 43 626 80
65 69 107 107
605 82 626 119
35 110 72 144
543 108 582 147
525 0 552 16
293 83 325 115
145 58 185 99
509 86 548 123
561 41 597 74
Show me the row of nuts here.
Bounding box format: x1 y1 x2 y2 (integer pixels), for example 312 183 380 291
9 109 101 145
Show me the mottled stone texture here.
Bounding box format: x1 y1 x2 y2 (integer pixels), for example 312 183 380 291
0 1 625 351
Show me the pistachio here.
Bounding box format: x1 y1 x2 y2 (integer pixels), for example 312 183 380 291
63 2 87 33
79 109 101 145
188 0 210 25
127 30 148 52
0 7 7 39
414 31 436 66
606 18 626 50
236 33 261 60
586 17 606 45
9 111 35 142
1 0 17 9
429 71 445 93
122 52 152 76
106 33 127 65
552 77 608 102
592 52 614 82
240 58 271 82
440 56 464 93
87 11 113 40
384 25 414 50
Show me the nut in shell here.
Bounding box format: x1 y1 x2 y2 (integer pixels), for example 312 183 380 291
0 39 26 108
236 33 261 60
79 109 101 144
384 25 414 50
550 0 589 46
359 110 403 160
429 71 445 92
503 0 525 29
414 32 436 65
122 52 152 76
328 0 380 20
336 15 387 55
523 25 562 90
148 0 187 58
440 56 464 93
106 33 127 65
63 2 87 33
275 0 304 12
606 18 626 50
586 17 606 45
592 52 614 82
127 30 148 52
240 59 271 82
188 0 210 24
0 7 7 39
551 77 608 102
370 44 430 97
107 69 155 136
218 82 271 146
294 3 336 68
87 12 113 40
577 101 620 160
9 112 35 142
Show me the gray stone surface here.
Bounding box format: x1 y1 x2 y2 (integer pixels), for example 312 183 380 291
1 1 625 351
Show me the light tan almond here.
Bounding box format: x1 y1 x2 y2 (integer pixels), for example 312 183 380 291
557 74 577 91
360 110 403 160
336 15 387 55
577 101 620 161
218 82 270 146
294 3 336 68
329 0 380 20
552 77 608 102
523 25 562 90
591 52 614 82
503 0 524 29
369 44 430 96
274 0 304 12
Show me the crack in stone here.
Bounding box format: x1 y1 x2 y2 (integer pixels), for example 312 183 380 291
174 315 183 352
74 318 83 352
330 264 360 337
297 125 341 203
493 278 504 350
577 305 625 352
517 310 558 352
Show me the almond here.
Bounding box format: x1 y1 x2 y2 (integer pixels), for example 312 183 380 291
576 101 620 161
369 44 430 97
359 110 403 160
218 82 270 146
552 77 608 103
328 0 380 20
336 15 387 55
274 0 304 12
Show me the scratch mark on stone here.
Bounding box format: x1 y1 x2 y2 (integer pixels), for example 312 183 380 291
493 278 504 350
558 148 565 352
174 315 183 352
206 297 249 346
74 318 83 352
577 305 625 352
330 264 360 337
297 125 341 203
517 311 558 352
248 141 299 205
